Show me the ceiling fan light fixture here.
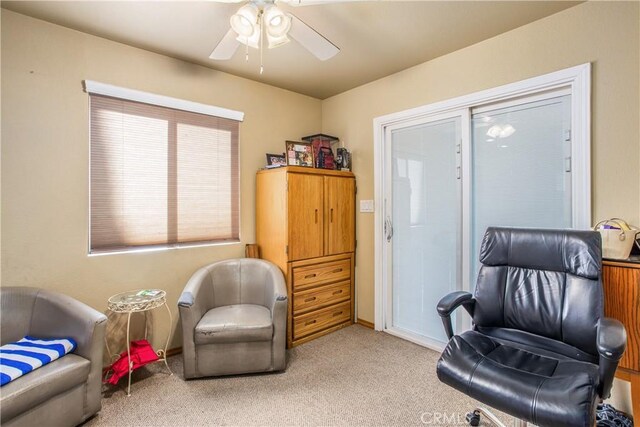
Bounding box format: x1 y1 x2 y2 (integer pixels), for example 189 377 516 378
210 0 340 74
230 3 259 37
236 29 260 50
267 33 290 49
264 5 291 38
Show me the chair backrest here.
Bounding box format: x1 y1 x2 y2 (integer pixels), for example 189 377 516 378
206 258 276 308
0 287 40 345
472 227 603 357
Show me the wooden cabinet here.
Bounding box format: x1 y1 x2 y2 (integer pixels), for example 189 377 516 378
256 166 356 347
603 260 640 418
288 173 324 260
325 176 356 255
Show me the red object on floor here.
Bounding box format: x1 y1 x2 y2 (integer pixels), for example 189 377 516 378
104 339 159 385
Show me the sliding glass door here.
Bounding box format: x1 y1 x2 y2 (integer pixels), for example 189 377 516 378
471 94 572 280
384 113 464 347
381 90 577 349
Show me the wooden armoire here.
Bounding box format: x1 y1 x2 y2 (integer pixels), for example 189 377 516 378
256 166 356 347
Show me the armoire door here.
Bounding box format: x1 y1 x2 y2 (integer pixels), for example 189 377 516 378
324 176 355 255
288 173 324 260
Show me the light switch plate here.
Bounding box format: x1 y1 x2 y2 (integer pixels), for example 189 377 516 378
360 200 374 213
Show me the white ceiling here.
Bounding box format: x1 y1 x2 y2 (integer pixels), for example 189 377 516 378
2 0 581 99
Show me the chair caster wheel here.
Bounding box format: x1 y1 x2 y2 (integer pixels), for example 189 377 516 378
466 411 480 426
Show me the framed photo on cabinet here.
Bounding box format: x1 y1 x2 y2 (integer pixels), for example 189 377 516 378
286 141 314 167
266 153 286 167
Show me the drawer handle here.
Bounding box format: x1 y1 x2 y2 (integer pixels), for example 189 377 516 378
332 268 343 273
305 320 317 326
332 311 343 317
332 290 343 295
304 297 317 302
304 273 317 279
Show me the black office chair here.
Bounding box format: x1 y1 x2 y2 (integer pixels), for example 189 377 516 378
436 227 627 427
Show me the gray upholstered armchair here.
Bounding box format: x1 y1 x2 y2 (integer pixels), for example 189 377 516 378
178 258 287 379
0 287 107 427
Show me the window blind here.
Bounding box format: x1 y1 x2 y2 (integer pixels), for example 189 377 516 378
90 94 240 253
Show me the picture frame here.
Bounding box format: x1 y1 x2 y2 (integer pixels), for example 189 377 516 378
285 141 314 168
336 147 351 171
265 153 286 168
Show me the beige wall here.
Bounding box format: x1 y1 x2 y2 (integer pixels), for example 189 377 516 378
321 1 640 325
0 10 322 348
1 0 638 377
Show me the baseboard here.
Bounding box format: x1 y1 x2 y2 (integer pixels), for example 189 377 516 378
166 347 182 357
356 318 374 329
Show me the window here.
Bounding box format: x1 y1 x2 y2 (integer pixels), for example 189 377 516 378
88 84 242 253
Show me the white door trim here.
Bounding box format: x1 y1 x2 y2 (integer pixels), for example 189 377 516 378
372 63 591 332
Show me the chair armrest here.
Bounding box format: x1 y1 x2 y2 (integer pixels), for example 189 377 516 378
597 317 627 398
269 267 287 371
178 267 214 328
29 289 107 417
259 261 287 371
437 291 474 317
178 267 215 379
436 291 475 340
264 264 288 313
597 317 627 360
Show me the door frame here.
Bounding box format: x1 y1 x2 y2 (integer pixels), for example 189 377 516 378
372 63 591 339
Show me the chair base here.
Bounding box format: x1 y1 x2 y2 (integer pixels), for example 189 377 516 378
466 408 528 427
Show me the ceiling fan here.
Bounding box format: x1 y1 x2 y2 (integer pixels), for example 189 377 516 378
209 0 340 73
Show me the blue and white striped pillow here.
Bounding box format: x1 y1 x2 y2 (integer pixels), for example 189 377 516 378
0 336 77 386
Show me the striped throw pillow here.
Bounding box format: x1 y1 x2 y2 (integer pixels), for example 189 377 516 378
0 336 77 386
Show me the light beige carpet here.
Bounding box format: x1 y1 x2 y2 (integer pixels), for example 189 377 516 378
86 325 508 426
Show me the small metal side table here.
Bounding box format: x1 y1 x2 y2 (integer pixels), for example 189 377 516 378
107 289 173 396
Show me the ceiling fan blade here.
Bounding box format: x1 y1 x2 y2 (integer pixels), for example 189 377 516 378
288 14 339 61
210 28 241 60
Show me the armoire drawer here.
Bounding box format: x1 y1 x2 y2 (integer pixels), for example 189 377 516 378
293 301 351 339
293 280 350 315
292 259 350 290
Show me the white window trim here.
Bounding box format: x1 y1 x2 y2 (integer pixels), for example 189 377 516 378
87 240 241 257
372 63 591 332
83 80 244 122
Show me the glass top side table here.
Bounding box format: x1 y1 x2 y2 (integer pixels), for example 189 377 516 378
107 289 173 396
